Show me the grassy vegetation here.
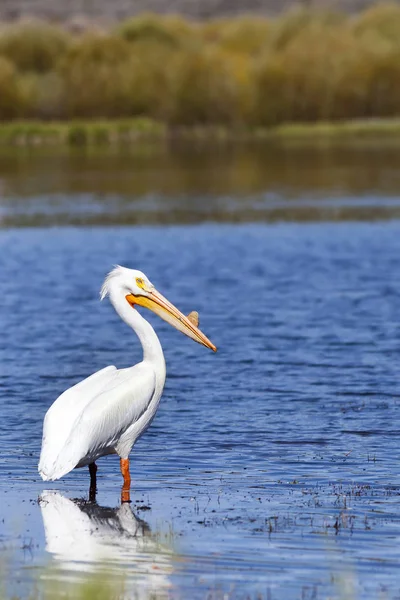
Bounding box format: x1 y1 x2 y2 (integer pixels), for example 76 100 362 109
2 117 400 146
0 118 167 145
1 3 400 138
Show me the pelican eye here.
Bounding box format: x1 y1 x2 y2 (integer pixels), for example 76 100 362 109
136 277 145 289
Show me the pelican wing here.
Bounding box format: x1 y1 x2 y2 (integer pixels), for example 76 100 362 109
39 363 156 481
39 366 117 474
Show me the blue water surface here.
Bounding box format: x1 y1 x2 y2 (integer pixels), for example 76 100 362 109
1 222 400 599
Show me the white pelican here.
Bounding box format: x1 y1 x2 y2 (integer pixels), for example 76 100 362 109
38 266 216 500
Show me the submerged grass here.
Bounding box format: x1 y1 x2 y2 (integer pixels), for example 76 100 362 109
1 117 400 146
0 118 167 145
1 4 400 133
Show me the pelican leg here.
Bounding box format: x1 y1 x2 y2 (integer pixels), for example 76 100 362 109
120 458 131 503
89 462 97 501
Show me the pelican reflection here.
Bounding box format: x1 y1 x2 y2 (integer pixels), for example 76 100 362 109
39 491 173 595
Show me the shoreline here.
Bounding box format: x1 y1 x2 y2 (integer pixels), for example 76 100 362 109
1 118 400 147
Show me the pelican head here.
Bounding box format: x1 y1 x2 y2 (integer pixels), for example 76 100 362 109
100 266 216 352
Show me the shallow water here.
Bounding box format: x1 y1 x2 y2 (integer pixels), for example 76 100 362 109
1 141 400 226
1 145 400 599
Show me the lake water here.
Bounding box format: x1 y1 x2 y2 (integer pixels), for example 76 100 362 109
1 142 400 599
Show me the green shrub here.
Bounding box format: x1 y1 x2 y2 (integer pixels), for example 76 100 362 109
254 27 369 124
117 13 198 49
123 44 177 118
269 7 345 52
169 47 249 125
58 33 178 119
0 57 25 119
0 21 70 72
18 71 65 118
363 47 400 115
0 7 398 127
200 18 229 43
58 34 133 118
353 2 400 44
208 17 271 56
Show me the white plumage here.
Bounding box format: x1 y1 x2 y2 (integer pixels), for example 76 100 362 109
38 266 216 491
39 364 155 481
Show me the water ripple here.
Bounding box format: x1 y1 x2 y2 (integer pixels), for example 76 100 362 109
1 222 400 599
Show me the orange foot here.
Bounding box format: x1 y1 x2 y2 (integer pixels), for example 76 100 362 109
120 458 131 503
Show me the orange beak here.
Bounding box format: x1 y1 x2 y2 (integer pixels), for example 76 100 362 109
126 289 217 352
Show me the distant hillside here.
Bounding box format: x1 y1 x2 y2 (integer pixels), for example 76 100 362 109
0 0 397 21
